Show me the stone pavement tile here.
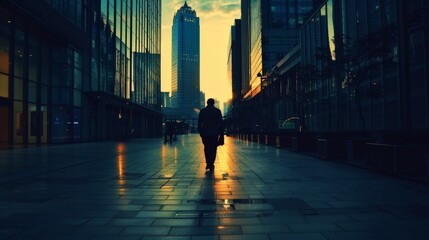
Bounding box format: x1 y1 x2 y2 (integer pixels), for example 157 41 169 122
136 211 177 218
152 218 197 226
169 226 241 236
72 225 125 235
304 214 354 223
269 233 327 240
122 226 171 235
346 212 403 222
161 205 199 211
200 218 219 226
132 200 183 205
141 205 164 211
288 223 343 232
234 203 274 211
59 217 91 225
259 214 307 224
106 204 144 211
219 234 270 240
73 210 120 218
335 221 392 232
241 225 292 234
143 237 190 240
84 218 113 226
190 236 218 240
379 231 429 240
10 234 91 240
109 218 154 226
90 236 142 240
218 217 262 225
115 210 140 218
14 225 77 236
323 232 385 240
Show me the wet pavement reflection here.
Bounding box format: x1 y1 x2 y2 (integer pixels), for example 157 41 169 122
0 134 429 239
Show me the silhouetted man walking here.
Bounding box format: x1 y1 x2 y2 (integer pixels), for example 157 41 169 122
198 98 223 172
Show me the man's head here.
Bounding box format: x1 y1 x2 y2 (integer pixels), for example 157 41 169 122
207 98 215 106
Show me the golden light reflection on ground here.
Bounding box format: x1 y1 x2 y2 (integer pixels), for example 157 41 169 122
116 143 126 195
211 137 236 200
174 146 178 165
161 144 166 167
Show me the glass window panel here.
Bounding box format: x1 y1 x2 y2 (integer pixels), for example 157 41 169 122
73 107 81 140
74 68 82 89
40 105 48 143
0 73 8 98
51 87 70 104
29 37 39 81
74 51 81 68
0 32 9 74
28 103 38 143
28 81 37 103
73 90 81 106
51 105 72 143
41 44 50 85
76 0 82 27
14 77 23 100
13 100 24 144
13 101 25 144
14 44 24 78
52 46 67 63
41 85 48 104
52 64 72 87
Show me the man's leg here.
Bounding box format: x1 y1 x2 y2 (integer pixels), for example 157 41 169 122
202 136 217 170
209 144 217 171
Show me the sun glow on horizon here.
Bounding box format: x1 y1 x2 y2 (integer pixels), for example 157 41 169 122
161 0 240 104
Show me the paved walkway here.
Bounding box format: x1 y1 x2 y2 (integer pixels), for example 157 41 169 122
1 134 429 240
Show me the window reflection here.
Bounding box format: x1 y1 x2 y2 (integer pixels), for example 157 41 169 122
0 73 8 98
327 0 336 60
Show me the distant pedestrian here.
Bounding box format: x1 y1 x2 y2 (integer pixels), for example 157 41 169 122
198 98 224 173
167 123 174 144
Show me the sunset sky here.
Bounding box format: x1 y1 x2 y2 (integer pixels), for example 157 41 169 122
161 0 241 104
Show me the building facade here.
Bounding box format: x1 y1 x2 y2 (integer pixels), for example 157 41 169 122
0 0 162 146
227 19 242 105
232 0 315 133
298 0 429 134
161 92 170 108
171 1 200 116
233 0 429 137
240 0 315 99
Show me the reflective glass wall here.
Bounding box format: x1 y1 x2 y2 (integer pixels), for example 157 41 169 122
300 0 428 132
0 0 162 145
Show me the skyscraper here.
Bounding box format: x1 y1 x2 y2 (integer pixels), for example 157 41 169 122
241 0 315 97
171 1 200 114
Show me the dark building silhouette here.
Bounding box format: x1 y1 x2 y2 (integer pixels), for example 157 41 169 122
0 0 162 146
231 0 429 139
228 19 242 105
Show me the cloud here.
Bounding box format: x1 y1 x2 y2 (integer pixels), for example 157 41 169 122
219 3 240 13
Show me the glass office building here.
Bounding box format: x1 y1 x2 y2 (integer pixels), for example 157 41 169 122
227 19 242 104
171 2 200 113
241 0 315 98
0 0 161 146
299 0 428 132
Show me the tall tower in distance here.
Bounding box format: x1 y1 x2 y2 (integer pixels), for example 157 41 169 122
171 1 200 113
